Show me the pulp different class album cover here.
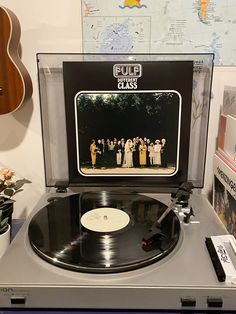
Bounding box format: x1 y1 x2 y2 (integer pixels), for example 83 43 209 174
63 59 193 186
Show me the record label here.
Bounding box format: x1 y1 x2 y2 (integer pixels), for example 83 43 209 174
81 207 130 232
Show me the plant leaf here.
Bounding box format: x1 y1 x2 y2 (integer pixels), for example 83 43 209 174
3 188 14 197
0 223 8 234
1 199 14 205
0 217 8 227
0 185 7 193
0 226 8 234
13 181 24 190
0 197 6 205
14 179 31 190
6 182 15 188
13 189 24 195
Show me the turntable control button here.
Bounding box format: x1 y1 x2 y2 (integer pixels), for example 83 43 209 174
10 296 26 305
181 297 196 307
207 297 223 308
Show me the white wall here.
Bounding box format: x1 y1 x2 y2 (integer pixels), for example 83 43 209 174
0 0 82 218
0 0 235 218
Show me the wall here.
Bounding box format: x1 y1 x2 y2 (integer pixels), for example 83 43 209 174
0 0 82 218
0 0 235 218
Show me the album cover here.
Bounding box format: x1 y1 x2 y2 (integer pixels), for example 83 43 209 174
224 115 236 162
222 85 236 117
63 60 193 186
217 114 227 151
213 154 236 237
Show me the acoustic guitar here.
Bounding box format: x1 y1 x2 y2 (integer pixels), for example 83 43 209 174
0 6 32 115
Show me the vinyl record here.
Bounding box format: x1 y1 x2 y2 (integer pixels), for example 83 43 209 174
28 191 181 273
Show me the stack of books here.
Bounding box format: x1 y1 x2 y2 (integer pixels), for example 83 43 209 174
213 86 236 237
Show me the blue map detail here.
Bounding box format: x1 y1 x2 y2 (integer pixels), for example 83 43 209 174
119 5 147 9
100 19 134 53
208 33 221 64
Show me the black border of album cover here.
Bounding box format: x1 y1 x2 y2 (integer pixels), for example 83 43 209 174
63 60 193 186
74 90 182 177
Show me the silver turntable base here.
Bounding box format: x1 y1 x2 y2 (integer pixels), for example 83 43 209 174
0 191 235 311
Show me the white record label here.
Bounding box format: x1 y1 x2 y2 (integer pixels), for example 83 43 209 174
81 207 130 232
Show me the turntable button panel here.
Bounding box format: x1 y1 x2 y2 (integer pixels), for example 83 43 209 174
207 297 223 308
10 296 26 305
181 297 196 307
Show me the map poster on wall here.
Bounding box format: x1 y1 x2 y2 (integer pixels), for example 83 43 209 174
82 0 236 66
63 59 193 187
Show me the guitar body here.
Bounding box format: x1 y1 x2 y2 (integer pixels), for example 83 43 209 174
0 6 32 115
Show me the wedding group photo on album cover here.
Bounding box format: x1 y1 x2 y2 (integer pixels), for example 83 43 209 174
74 91 181 176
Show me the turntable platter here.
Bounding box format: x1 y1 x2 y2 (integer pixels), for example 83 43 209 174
28 192 181 273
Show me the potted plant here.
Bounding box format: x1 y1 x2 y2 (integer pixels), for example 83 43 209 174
0 168 31 227
0 210 10 258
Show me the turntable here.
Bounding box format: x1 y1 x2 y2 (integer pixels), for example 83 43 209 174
0 53 235 312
